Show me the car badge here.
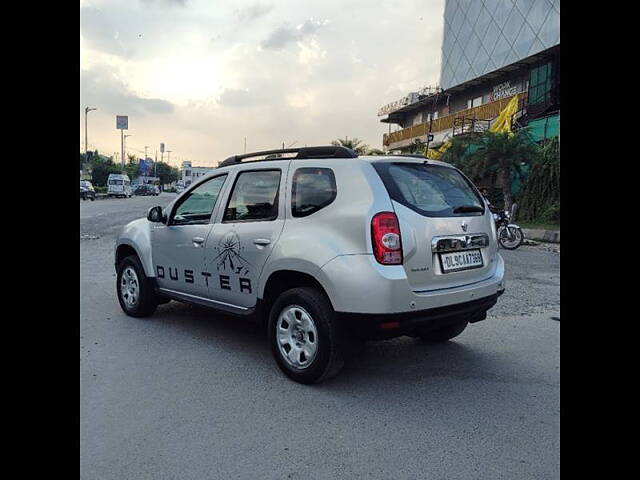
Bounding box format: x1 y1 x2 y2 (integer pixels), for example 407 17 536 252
461 221 468 232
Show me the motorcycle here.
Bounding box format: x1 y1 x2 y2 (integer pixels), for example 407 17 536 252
493 209 524 249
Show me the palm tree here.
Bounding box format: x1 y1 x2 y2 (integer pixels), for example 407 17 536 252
366 148 385 155
472 129 541 212
439 136 478 172
331 137 369 155
408 138 427 155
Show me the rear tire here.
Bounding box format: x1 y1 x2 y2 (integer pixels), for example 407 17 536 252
268 287 347 384
116 255 158 317
419 320 468 343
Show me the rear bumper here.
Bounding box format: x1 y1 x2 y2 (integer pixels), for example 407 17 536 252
320 253 505 315
340 290 503 340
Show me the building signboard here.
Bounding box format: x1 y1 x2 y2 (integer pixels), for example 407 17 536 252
116 115 128 130
487 81 525 102
378 86 440 116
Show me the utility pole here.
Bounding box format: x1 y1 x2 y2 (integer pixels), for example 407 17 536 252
84 106 96 156
144 145 149 160
124 135 133 160
116 115 129 170
120 129 124 169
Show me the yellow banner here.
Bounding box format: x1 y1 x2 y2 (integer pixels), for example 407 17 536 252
427 93 521 159
488 94 520 134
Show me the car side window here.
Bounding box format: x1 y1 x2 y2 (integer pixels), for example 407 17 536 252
223 170 281 222
172 174 228 226
291 167 337 217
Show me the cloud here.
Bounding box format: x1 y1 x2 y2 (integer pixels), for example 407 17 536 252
260 18 328 50
80 0 446 164
217 88 258 107
81 65 174 116
237 2 273 22
81 6 131 58
140 0 188 6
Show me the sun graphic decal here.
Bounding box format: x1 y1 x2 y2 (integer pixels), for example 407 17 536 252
211 231 254 275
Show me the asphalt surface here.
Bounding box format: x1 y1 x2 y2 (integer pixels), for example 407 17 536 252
80 194 560 480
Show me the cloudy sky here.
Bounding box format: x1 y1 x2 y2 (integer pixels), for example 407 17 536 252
80 0 444 167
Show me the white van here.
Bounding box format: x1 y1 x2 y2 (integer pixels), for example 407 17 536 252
107 174 133 198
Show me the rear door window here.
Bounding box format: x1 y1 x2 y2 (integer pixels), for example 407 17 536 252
373 162 484 217
223 170 281 222
291 168 337 217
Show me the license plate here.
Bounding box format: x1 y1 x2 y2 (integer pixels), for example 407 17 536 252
439 249 483 273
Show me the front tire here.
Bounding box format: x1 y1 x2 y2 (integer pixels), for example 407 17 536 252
116 255 158 317
268 287 347 384
419 320 468 343
498 226 523 249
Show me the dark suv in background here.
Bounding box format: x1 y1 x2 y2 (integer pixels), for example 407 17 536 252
134 184 159 196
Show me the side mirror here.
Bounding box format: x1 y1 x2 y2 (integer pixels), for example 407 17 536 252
147 206 164 223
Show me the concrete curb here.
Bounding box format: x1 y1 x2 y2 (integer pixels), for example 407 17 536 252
523 228 560 243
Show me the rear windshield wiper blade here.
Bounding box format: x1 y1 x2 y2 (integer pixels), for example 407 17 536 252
453 205 484 213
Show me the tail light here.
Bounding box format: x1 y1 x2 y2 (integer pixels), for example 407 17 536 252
371 212 403 265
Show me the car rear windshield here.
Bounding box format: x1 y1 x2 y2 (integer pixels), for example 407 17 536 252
372 162 485 217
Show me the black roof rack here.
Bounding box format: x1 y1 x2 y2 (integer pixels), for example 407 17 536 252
218 145 358 167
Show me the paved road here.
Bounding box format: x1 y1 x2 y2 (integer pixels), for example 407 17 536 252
80 195 560 480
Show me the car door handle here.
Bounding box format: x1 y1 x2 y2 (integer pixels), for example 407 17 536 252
253 238 271 246
192 236 205 247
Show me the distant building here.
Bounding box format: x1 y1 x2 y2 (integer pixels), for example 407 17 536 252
380 0 560 152
181 160 216 187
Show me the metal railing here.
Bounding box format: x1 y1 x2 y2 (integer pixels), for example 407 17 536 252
383 94 527 146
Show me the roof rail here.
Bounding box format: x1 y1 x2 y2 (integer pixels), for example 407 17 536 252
218 145 358 167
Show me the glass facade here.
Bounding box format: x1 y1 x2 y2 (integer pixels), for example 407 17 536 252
440 0 560 90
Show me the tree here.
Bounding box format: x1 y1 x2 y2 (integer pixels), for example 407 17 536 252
469 130 541 212
366 148 385 155
90 156 121 186
407 138 427 155
518 137 560 223
331 137 369 155
155 161 180 186
438 137 491 192
124 154 139 180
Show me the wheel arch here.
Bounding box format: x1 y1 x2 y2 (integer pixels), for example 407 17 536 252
115 219 154 277
259 269 334 328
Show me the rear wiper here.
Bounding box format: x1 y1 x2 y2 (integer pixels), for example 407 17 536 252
453 205 484 213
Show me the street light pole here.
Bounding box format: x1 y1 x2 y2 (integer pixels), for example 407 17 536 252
166 150 172 165
84 106 96 156
124 134 133 165
120 130 124 170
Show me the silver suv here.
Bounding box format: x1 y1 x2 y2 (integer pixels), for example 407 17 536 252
115 146 505 383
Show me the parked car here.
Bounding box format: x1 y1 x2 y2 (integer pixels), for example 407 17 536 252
80 180 96 201
107 174 132 198
133 184 158 196
115 146 505 384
